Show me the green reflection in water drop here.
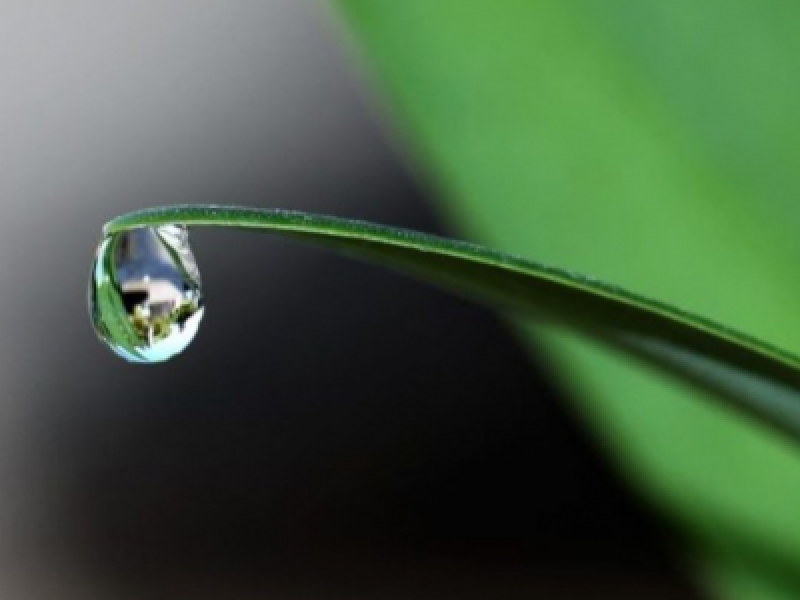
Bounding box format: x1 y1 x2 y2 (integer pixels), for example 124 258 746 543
88 225 204 363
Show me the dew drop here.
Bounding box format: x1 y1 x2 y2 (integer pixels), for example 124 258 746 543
88 224 204 363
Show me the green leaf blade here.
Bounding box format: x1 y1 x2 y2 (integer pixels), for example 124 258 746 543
106 204 800 445
332 3 800 597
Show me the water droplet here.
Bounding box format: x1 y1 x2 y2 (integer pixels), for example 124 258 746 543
88 225 204 363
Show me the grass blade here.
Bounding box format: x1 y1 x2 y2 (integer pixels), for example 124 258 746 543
106 204 800 443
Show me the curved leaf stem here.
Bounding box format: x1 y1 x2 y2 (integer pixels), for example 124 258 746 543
106 204 800 443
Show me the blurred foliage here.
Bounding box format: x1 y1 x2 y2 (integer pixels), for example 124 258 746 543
336 1 800 598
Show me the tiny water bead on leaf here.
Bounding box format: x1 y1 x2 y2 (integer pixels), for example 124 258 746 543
88 224 204 363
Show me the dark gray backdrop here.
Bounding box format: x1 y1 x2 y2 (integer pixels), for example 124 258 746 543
0 2 698 598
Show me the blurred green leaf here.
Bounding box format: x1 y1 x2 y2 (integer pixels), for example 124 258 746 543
335 2 800 598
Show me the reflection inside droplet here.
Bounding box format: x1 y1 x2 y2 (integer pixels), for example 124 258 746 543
88 225 204 363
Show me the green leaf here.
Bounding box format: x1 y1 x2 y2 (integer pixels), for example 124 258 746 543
108 204 800 444
333 2 800 598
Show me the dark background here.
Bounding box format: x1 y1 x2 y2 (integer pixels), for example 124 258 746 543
0 2 700 598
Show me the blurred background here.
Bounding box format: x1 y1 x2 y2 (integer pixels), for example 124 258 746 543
0 1 707 598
